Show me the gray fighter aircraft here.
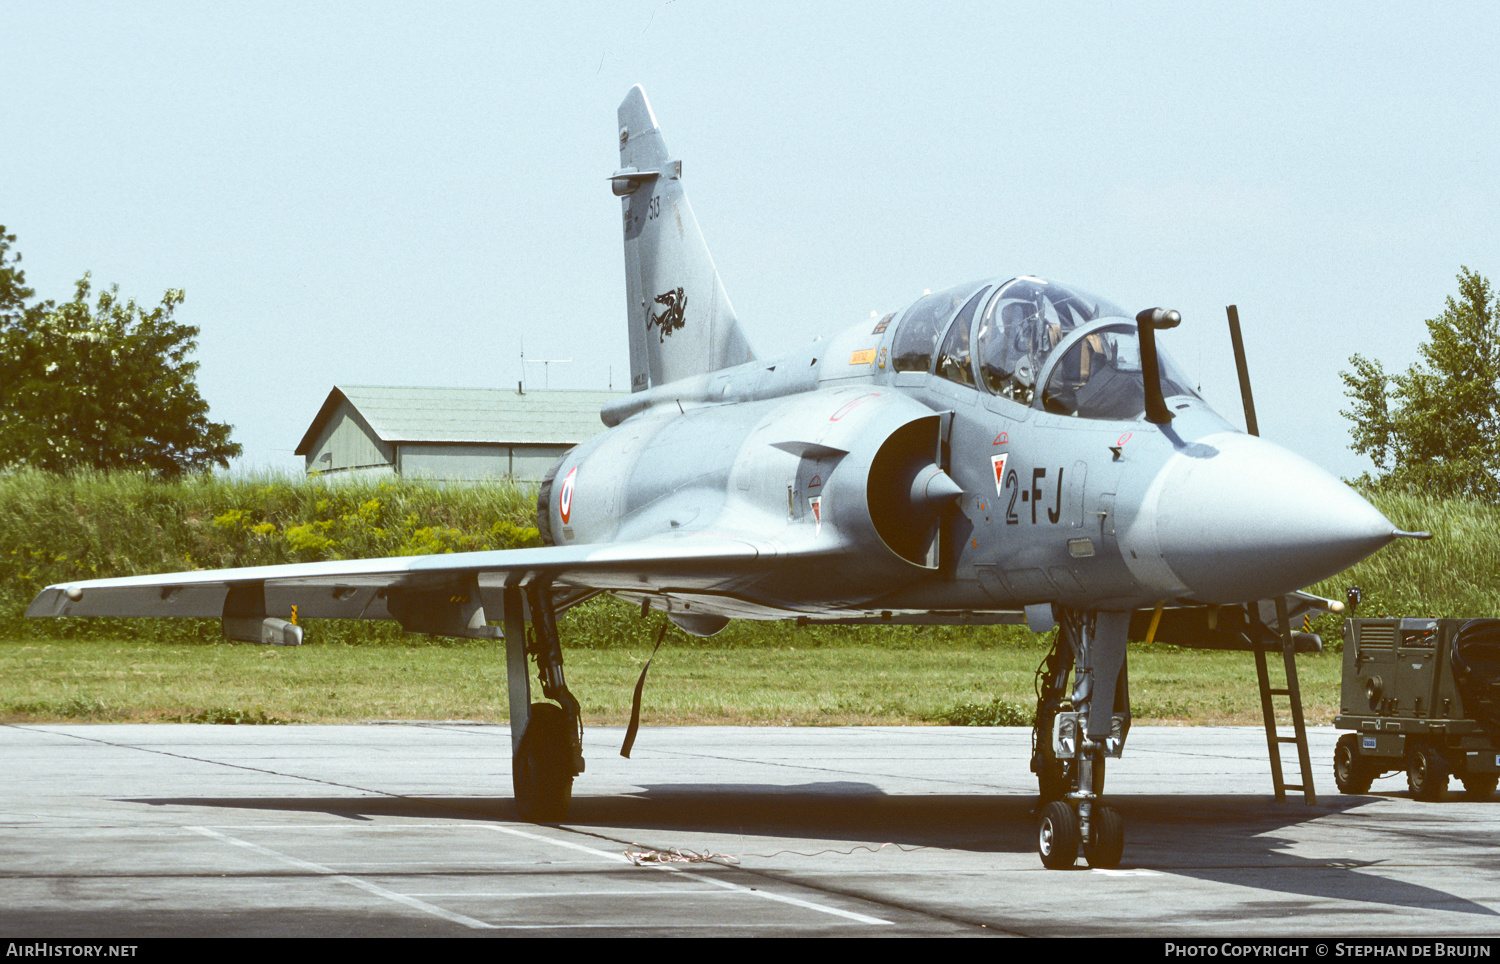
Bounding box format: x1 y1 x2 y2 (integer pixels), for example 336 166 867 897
28 87 1420 869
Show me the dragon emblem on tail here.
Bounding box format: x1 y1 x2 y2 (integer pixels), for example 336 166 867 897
648 287 687 341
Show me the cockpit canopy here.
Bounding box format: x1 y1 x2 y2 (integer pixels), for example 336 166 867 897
889 276 1199 420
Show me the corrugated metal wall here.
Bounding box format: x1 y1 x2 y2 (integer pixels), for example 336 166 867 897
304 400 394 473
397 443 570 483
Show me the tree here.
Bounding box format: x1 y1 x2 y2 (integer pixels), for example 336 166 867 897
1341 267 1500 500
0 226 242 476
0 226 41 331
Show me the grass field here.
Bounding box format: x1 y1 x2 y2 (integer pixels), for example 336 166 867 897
0 634 1343 727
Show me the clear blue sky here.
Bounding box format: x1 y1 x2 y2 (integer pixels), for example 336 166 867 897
4 1 1496 479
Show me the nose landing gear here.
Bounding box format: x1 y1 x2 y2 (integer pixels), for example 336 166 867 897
1032 608 1131 869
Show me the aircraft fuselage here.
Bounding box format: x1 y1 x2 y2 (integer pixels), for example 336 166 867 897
543 277 1395 629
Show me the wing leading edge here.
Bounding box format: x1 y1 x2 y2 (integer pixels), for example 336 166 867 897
26 537 1343 631
24 533 786 623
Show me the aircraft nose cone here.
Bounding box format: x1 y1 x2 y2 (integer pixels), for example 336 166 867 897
1126 433 1399 603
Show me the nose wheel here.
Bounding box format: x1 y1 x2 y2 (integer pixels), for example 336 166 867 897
1083 805 1124 868
1037 798 1124 869
1038 801 1079 869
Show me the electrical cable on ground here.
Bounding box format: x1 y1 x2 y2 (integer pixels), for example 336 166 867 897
624 841 925 866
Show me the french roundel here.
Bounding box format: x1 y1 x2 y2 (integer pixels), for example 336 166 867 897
558 466 577 524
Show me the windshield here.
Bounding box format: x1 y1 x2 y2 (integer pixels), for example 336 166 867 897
972 277 1199 419
1038 322 1199 419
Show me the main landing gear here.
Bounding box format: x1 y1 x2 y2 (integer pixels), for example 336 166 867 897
1030 608 1131 869
505 584 585 822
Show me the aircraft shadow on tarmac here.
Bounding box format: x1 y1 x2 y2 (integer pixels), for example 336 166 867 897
129 784 1496 917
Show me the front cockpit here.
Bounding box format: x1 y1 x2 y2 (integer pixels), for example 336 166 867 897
886 276 1201 421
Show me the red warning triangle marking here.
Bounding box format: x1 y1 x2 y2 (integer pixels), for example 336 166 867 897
990 453 1008 496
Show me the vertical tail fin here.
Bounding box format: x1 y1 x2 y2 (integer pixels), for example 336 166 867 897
614 86 754 391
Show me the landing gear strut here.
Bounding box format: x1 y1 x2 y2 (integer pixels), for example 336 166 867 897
505 584 585 822
1031 633 1074 804
1031 608 1131 868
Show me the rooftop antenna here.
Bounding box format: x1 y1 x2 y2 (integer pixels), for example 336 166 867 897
525 357 573 390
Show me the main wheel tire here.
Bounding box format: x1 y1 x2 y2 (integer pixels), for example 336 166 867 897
1334 734 1376 794
1407 742 1448 801
513 702 574 822
1038 800 1079 870
1083 805 1125 869
1461 773 1498 801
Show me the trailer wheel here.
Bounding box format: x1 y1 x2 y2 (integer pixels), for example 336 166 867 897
1407 742 1449 801
1461 773 1498 801
1334 734 1376 794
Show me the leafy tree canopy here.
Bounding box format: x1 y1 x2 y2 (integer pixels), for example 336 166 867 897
0 227 40 329
0 226 241 476
1341 267 1500 500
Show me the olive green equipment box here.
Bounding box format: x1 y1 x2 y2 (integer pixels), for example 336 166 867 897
1334 618 1500 800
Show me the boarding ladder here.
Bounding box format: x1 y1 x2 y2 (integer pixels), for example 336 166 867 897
1227 307 1317 804
1251 598 1316 804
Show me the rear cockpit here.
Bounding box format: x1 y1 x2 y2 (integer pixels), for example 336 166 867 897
887 276 1201 420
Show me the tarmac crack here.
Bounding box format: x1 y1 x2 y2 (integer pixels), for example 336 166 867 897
553 822 1024 936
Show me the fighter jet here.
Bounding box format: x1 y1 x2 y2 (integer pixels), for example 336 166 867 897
27 86 1421 869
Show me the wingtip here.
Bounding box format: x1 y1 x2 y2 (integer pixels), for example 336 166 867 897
25 586 71 618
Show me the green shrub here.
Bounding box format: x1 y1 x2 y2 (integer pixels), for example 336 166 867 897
0 470 539 642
